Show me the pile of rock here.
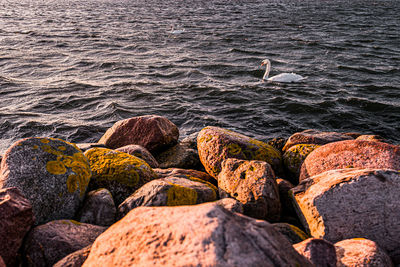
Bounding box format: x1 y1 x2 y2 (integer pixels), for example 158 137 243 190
0 114 398 266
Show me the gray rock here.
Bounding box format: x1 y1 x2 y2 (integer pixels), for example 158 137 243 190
83 202 313 266
118 176 217 218
23 220 106 267
218 158 281 222
154 167 217 186
291 168 400 264
335 238 393 267
293 238 337 267
272 223 309 244
78 188 116 226
0 137 91 225
155 141 203 170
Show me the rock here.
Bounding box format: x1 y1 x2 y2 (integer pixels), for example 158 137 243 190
267 137 287 152
215 198 244 213
272 223 309 244
0 256 5 267
218 158 280 222
53 245 91 267
84 147 157 205
299 140 400 182
293 238 337 267
154 141 203 170
0 187 34 266
75 143 107 152
291 168 400 263
77 189 116 226
98 115 179 152
154 167 217 186
82 202 313 267
197 126 282 178
283 144 320 182
276 178 296 218
282 129 353 151
180 132 199 149
0 137 91 225
335 238 393 267
23 220 106 267
116 144 159 168
356 134 387 143
118 176 217 218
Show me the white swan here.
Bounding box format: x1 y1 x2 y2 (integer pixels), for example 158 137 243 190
261 59 305 83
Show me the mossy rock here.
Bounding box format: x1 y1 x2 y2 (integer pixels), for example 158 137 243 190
197 126 283 178
118 176 217 218
84 147 157 205
272 223 309 244
0 137 91 225
283 144 320 183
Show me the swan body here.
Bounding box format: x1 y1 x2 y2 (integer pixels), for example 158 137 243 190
261 59 305 83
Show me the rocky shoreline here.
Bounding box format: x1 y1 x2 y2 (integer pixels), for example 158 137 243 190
0 114 398 266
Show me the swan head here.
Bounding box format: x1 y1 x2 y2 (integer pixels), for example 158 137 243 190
260 59 271 66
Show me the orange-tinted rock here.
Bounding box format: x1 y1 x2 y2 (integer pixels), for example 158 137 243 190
116 144 159 168
283 144 320 182
197 126 282 178
356 134 387 143
276 178 296 218
291 168 400 263
294 238 337 267
0 187 34 266
98 115 179 152
282 129 353 151
0 256 5 267
0 137 91 225
154 167 217 186
299 140 400 182
83 203 312 267
23 220 106 267
53 245 91 267
335 238 393 267
118 176 217 218
218 158 280 222
215 198 244 213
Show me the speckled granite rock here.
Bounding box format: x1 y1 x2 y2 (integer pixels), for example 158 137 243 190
299 140 400 182
293 238 337 267
197 126 283 178
116 144 159 168
53 245 91 267
83 202 312 267
291 168 400 263
218 158 280 222
0 137 91 225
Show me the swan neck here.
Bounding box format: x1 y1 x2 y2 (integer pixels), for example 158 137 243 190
263 61 270 80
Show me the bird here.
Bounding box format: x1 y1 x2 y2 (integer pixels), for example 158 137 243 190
260 59 305 83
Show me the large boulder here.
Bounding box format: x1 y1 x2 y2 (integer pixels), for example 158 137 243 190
218 158 281 222
116 144 159 168
293 238 337 267
0 137 91 225
282 129 353 151
83 203 312 266
118 176 217 218
0 187 34 266
299 140 400 182
197 126 282 178
98 115 179 152
84 147 157 205
335 238 393 267
53 245 91 267
291 168 400 263
154 141 202 170
23 220 106 267
77 188 116 226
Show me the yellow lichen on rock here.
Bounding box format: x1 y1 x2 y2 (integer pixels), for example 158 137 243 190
85 148 155 187
166 184 198 206
186 175 218 199
46 160 67 175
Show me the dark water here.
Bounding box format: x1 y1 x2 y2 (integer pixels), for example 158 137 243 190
1 0 399 153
